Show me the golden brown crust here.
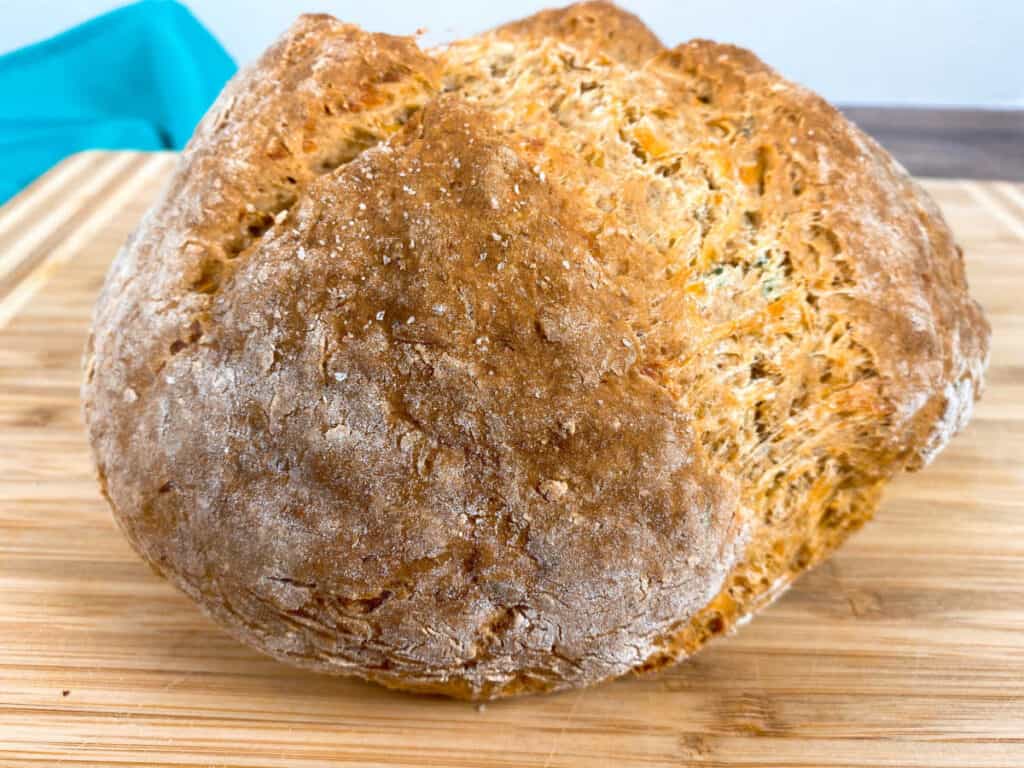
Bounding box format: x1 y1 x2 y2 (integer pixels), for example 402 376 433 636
83 2 989 699
493 1 664 64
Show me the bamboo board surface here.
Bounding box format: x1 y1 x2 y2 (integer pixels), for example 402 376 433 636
0 151 1022 767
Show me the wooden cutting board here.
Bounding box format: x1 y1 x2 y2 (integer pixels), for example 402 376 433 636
1 151 1022 768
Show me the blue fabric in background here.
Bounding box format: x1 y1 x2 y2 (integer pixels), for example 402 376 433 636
0 0 236 204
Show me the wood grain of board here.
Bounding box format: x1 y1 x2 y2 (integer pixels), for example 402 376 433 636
0 151 1022 768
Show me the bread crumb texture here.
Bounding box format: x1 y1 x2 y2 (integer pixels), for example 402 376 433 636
82 2 989 698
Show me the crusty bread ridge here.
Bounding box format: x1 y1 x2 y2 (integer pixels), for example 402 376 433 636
83 1 989 699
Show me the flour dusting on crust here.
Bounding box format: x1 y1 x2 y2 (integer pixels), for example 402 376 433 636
83 2 989 699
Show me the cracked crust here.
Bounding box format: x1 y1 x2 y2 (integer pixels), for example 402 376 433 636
83 2 989 698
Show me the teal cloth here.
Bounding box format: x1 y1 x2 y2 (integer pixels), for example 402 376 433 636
0 0 235 204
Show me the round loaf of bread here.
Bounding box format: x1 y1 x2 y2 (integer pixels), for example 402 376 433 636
83 2 989 698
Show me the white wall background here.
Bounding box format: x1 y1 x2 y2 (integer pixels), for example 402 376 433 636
1 0 1022 108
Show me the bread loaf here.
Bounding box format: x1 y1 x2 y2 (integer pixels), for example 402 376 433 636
82 2 990 699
